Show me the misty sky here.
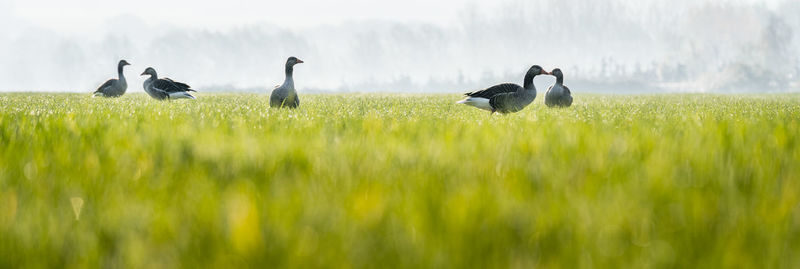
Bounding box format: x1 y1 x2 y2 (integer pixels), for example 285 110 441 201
0 0 798 93
8 0 786 31
10 0 489 31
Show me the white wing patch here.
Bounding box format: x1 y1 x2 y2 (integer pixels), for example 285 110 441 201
457 97 493 111
169 91 196 99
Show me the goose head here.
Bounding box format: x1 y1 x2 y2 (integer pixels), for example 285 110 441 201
286 57 304 67
527 65 550 76
140 67 157 77
118 60 131 67
551 68 563 79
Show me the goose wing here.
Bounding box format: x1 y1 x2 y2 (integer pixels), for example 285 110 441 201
563 85 573 106
464 83 522 99
488 91 518 110
152 78 194 93
94 79 115 93
163 78 194 91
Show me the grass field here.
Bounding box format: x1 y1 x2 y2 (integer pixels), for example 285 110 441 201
1 93 800 268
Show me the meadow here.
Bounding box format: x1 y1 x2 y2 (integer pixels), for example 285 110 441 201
1 93 799 268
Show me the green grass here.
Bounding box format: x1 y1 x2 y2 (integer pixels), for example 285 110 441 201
1 93 799 268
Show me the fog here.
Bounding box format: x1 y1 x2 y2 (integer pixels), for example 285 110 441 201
0 0 798 93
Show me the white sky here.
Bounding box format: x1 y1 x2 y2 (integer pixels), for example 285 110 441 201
8 0 488 32
7 0 785 32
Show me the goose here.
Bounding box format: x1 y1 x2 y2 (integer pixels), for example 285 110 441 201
140 67 196 100
92 60 130 98
544 68 573 107
457 65 550 114
270 57 304 108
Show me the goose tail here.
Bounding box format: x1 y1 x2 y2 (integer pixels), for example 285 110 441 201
457 97 493 111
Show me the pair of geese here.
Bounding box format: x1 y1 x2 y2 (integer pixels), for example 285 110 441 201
94 58 572 113
93 57 304 107
93 60 198 100
458 65 573 113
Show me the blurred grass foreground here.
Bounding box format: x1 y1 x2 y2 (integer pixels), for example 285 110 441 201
1 93 800 268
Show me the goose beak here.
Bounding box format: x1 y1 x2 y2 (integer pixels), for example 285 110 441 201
542 71 551 75
140 71 147 76
296 59 304 64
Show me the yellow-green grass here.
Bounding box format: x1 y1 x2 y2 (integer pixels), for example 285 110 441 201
1 93 799 268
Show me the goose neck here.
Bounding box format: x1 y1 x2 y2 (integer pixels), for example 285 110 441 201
117 65 125 78
285 65 294 78
523 72 536 90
